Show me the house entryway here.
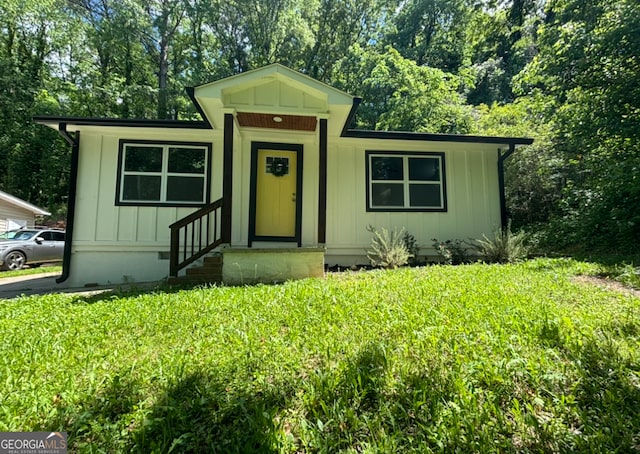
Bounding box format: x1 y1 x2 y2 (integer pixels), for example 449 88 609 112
248 142 303 247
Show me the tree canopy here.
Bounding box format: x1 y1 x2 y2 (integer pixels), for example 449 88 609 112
1 0 637 252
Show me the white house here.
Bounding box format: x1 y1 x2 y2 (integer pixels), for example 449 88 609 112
35 64 532 286
0 189 50 232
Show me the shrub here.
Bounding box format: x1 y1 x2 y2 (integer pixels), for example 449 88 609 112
366 225 412 269
402 231 420 265
432 239 471 265
473 223 529 263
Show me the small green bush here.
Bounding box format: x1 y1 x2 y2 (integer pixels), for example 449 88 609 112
474 223 529 263
432 239 471 265
402 231 420 265
366 225 412 269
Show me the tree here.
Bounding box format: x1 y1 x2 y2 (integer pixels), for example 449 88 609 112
0 0 70 212
517 0 640 249
475 98 559 228
140 0 188 119
206 0 315 74
466 0 541 104
334 45 474 133
385 0 472 73
66 0 157 118
302 0 393 82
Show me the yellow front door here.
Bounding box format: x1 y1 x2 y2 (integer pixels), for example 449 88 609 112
255 149 297 237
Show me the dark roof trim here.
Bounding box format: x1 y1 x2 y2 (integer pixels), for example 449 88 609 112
340 97 362 137
33 116 211 130
185 87 213 129
339 97 533 145
341 129 533 145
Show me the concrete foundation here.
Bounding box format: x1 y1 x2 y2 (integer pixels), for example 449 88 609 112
221 247 325 285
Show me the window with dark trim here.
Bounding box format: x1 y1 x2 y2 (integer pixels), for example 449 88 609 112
366 151 446 212
116 140 211 206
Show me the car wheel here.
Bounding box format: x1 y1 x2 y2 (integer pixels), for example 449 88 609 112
3 251 27 271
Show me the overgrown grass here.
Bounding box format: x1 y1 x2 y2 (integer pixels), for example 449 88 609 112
1 259 639 452
0 264 62 279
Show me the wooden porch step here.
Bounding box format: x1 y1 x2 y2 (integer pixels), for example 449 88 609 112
203 255 222 265
167 253 223 286
186 266 221 275
167 273 222 285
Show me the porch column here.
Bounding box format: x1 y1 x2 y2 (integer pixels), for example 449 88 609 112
222 113 234 243
318 118 328 244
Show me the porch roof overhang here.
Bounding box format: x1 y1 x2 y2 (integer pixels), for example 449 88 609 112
189 63 355 136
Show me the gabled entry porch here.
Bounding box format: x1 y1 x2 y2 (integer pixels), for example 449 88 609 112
167 64 350 283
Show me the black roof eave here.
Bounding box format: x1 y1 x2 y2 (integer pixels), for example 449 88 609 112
339 97 533 146
33 116 212 130
341 129 533 146
33 117 534 146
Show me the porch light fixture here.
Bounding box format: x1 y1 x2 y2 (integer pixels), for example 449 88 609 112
273 116 283 123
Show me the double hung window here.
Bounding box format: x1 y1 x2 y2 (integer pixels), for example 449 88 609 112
117 141 211 206
366 151 446 211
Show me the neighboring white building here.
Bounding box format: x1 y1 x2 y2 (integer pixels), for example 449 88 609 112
35 64 532 287
0 190 50 232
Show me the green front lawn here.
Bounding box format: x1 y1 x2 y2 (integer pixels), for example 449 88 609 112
1 259 638 453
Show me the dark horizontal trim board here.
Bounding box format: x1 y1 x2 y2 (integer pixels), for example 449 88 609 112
344 129 533 145
34 116 211 130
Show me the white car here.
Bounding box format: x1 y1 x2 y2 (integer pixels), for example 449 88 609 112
0 229 65 271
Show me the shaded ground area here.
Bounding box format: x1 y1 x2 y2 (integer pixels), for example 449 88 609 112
0 272 161 300
573 275 640 299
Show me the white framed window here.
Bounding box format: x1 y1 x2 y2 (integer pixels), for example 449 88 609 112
116 140 211 206
366 151 446 211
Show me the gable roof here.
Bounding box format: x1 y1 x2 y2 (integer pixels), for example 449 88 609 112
0 190 50 216
193 63 353 105
190 63 354 132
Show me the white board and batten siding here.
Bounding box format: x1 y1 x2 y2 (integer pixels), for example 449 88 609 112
325 137 501 265
68 127 223 286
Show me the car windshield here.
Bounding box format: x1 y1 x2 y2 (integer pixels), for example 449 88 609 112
10 231 38 241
